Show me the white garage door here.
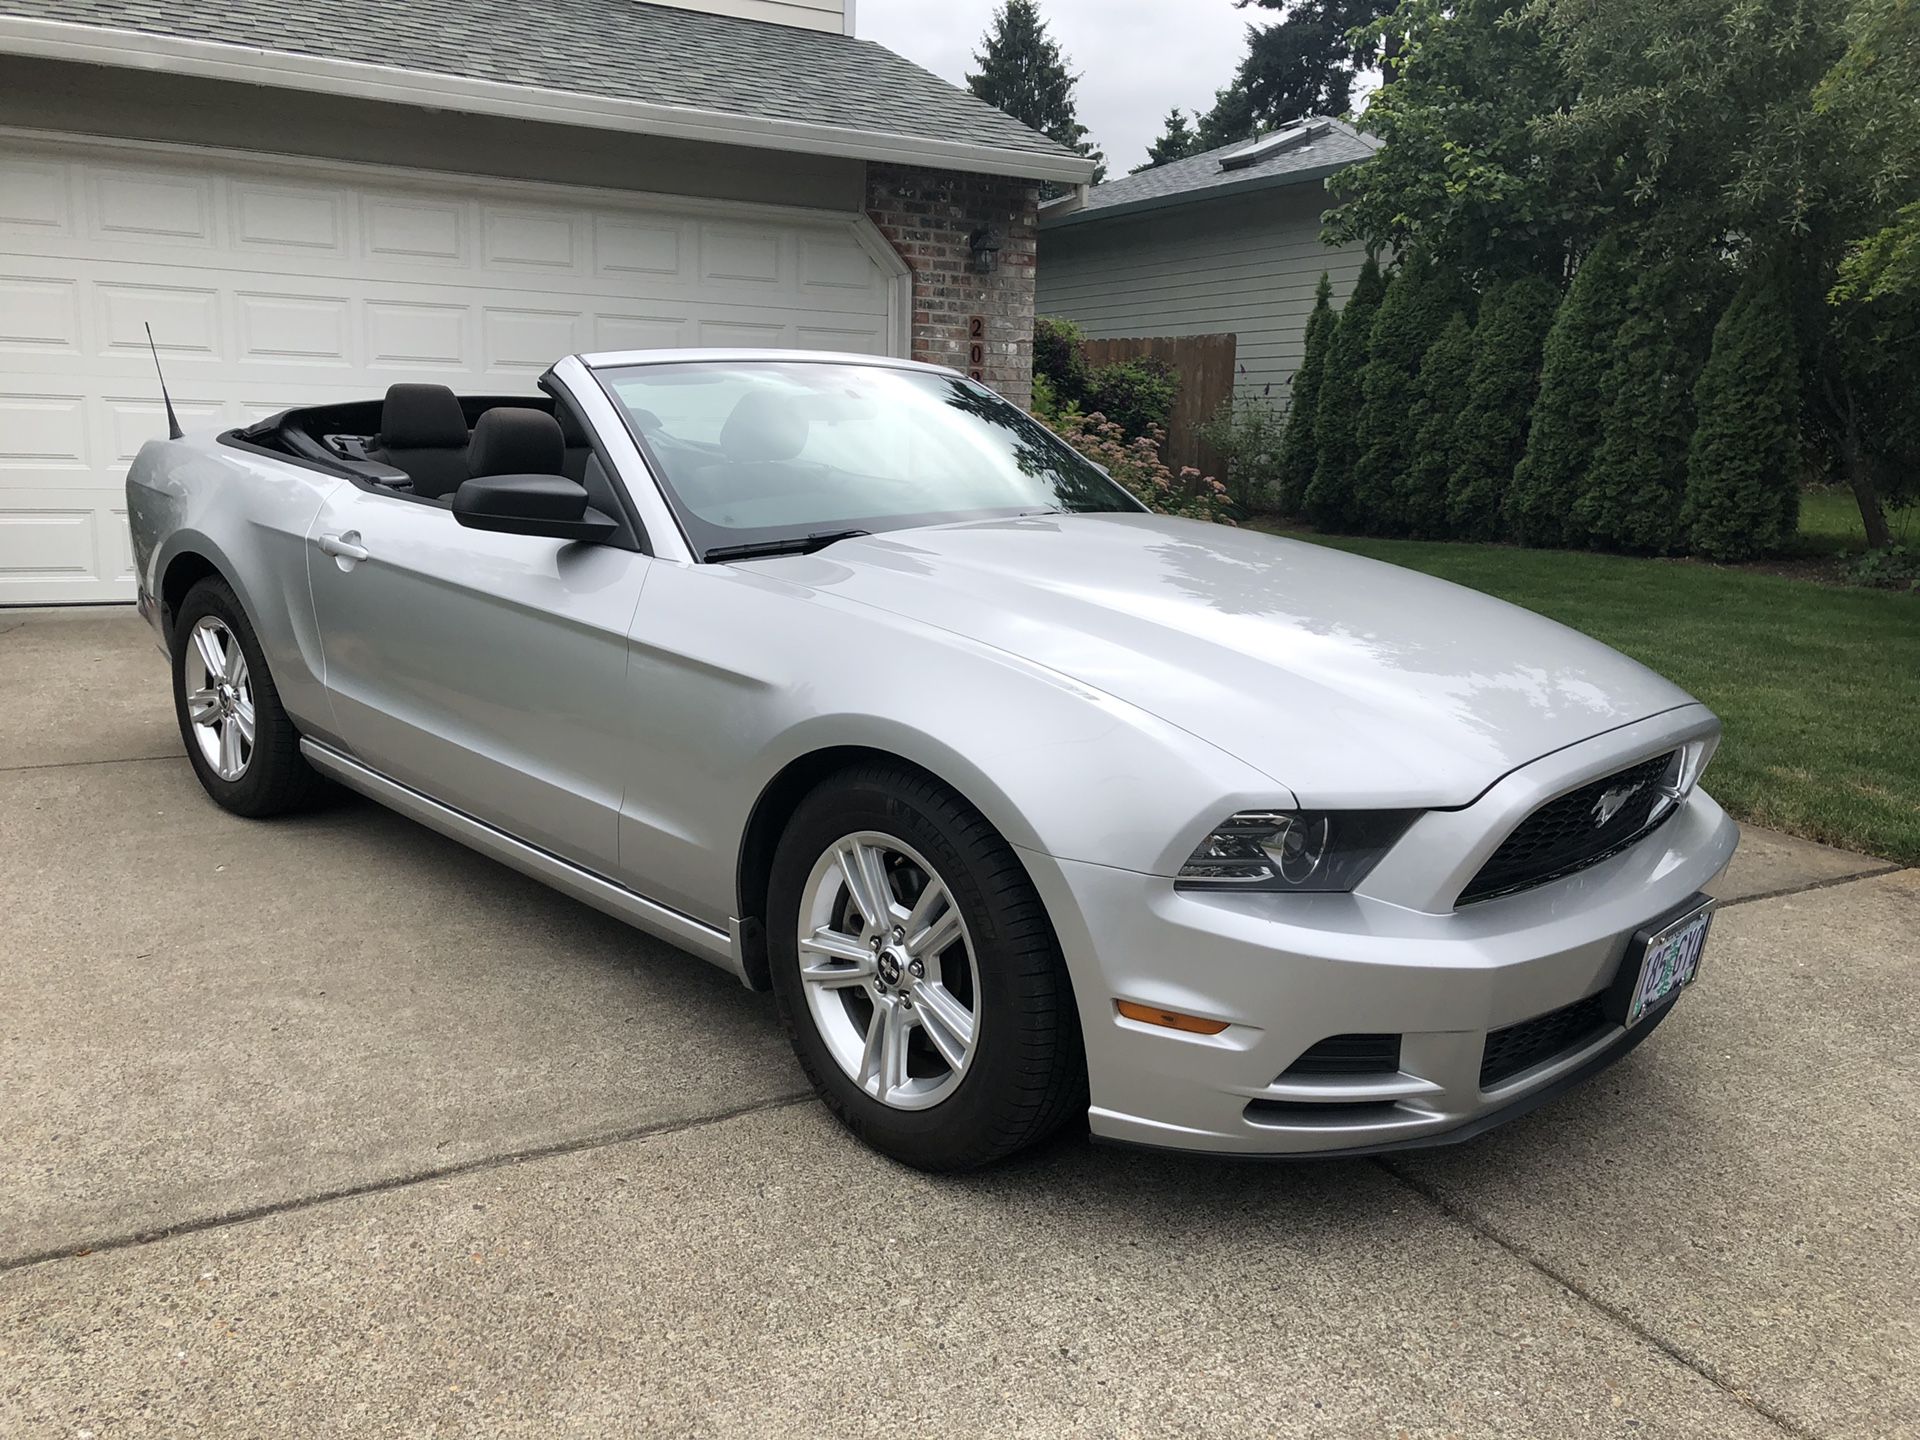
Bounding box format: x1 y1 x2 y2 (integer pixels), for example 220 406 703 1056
0 133 905 604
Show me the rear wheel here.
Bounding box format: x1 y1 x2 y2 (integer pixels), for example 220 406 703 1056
767 763 1086 1170
171 576 325 817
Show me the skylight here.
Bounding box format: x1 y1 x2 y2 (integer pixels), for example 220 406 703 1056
1219 119 1331 171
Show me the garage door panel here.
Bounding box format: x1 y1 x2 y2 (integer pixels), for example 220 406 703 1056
0 137 902 603
0 275 82 351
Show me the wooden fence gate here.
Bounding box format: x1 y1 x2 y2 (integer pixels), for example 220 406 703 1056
1080 332 1237 480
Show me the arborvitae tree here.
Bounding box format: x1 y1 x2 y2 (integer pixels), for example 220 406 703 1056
1446 275 1559 540
1396 309 1474 536
1683 269 1802 560
1351 256 1456 534
1135 110 1201 171
1275 272 1335 513
1507 235 1632 546
1574 262 1708 552
1305 256 1386 530
967 1 1105 186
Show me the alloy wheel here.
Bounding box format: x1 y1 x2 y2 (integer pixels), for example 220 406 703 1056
796 832 981 1110
183 615 254 782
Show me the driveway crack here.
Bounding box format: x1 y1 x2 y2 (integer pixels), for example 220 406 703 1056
0 1091 816 1277
1376 1158 1822 1440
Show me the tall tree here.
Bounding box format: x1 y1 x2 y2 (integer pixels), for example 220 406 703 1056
1351 256 1456 533
1305 256 1386 530
967 0 1106 185
1136 110 1202 171
1575 260 1716 553
1507 234 1632 546
1446 276 1559 539
1397 310 1474 536
1274 273 1336 513
1684 270 1804 560
1200 0 1395 148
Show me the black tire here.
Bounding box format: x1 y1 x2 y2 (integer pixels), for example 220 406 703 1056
767 762 1087 1171
171 575 327 817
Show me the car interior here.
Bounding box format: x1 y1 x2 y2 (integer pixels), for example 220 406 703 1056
225 382 639 546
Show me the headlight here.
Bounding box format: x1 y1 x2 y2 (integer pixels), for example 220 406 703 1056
1176 810 1417 892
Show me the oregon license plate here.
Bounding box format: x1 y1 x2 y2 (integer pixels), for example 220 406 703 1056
1625 903 1712 1027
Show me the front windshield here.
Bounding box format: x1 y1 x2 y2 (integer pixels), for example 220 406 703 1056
594 360 1142 558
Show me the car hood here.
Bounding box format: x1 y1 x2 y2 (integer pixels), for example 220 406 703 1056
759 513 1695 808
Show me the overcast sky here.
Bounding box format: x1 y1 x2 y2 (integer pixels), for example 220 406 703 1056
857 0 1258 174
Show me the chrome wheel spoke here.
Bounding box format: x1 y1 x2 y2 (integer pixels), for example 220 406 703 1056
193 621 228 683
835 840 897 930
877 1002 911 1099
907 902 962 962
799 929 876 989
232 693 256 747
913 981 975 1072
217 717 243 779
857 1002 888 1092
186 687 221 724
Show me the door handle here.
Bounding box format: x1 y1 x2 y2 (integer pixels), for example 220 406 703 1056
317 531 370 561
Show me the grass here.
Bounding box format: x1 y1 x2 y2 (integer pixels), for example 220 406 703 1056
1255 526 1920 865
1792 487 1920 557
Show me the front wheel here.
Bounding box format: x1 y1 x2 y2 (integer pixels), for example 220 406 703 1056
170 576 326 817
767 764 1086 1170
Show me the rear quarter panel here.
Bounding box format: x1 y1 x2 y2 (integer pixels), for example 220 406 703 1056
126 435 342 737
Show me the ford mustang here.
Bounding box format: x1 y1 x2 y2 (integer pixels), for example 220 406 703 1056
126 350 1737 1170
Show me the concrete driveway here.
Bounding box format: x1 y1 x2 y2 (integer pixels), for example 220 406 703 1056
2 607 1914 1439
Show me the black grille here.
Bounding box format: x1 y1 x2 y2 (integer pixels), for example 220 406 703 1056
1281 1033 1402 1076
1480 994 1610 1088
1460 751 1681 904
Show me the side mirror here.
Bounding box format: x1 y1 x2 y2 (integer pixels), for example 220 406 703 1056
452 473 617 542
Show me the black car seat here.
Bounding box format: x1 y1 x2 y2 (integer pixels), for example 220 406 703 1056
373 384 470 499
468 407 567 479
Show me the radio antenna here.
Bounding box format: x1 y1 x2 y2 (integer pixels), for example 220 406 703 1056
145 322 183 440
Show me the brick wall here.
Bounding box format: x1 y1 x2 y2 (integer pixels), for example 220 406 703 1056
864 163 1040 408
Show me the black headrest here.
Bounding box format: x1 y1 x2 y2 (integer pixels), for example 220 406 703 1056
720 391 809 463
469 408 565 479
380 384 468 450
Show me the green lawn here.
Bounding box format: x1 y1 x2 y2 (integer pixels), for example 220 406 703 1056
1793 487 1920 556
1258 528 1920 865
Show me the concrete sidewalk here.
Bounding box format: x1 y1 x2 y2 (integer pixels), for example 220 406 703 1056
3 608 1913 1438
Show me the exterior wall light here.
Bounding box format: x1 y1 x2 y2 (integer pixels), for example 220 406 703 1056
968 226 1002 275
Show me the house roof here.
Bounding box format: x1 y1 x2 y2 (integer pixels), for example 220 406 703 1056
0 0 1096 183
1040 117 1378 229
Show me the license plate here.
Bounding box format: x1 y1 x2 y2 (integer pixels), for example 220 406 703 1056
1624 902 1712 1027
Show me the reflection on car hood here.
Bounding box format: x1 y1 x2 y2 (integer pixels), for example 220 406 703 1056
762 513 1695 807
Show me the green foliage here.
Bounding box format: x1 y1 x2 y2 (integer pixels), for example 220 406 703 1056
1351 257 1458 533
1040 411 1232 523
1507 235 1631 547
1684 271 1804 560
1084 357 1178 442
1396 310 1474 536
1305 256 1386 530
1198 393 1289 513
1033 316 1091 409
1574 261 1716 553
966 1 1105 186
1325 0 1581 280
1446 276 1558 539
1275 273 1336 514
1198 0 1393 150
1137 110 1202 171
1844 543 1920 590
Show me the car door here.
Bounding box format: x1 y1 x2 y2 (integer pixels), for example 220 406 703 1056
305 482 649 876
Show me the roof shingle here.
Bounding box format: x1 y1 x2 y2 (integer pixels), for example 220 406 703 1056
3 0 1084 171
1042 117 1378 228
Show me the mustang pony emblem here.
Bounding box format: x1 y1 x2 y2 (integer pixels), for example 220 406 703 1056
1592 782 1644 827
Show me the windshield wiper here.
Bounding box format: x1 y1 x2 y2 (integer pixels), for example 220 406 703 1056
703 529 870 563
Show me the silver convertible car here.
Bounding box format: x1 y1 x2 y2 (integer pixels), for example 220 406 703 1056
128 349 1737 1170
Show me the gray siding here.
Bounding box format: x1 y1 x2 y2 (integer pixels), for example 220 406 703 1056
1037 183 1363 406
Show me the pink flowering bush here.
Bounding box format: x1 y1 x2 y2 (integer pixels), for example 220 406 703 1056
1041 409 1234 525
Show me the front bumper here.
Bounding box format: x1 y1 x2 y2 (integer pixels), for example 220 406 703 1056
1022 709 1740 1157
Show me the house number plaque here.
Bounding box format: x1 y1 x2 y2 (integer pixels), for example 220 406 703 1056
967 315 986 380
